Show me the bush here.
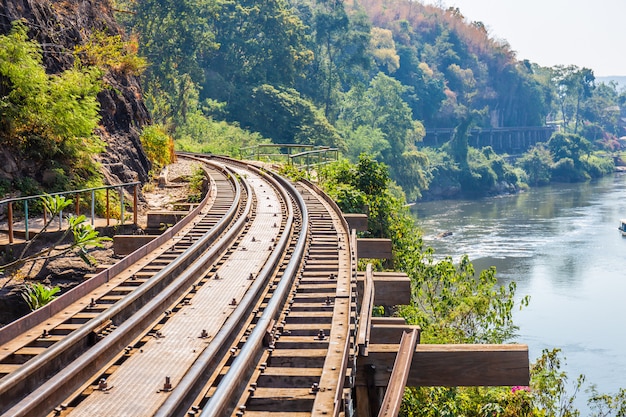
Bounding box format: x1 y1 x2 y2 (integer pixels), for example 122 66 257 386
74 30 147 75
583 154 614 178
551 157 587 182
187 166 207 203
140 124 175 176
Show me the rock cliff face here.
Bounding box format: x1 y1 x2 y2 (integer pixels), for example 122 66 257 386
0 0 151 188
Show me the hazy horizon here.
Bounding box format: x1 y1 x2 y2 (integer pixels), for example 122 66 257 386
426 0 625 77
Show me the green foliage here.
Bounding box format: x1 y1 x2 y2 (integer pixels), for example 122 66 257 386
337 73 428 198
319 155 407 240
398 254 522 344
242 84 342 147
174 115 268 156
187 166 206 203
140 124 175 174
21 282 60 311
370 27 400 73
422 144 520 198
531 348 584 417
277 164 307 182
0 21 103 189
517 145 554 186
587 385 626 416
528 132 616 183
74 30 147 75
582 154 615 179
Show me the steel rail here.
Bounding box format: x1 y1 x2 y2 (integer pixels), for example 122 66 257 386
0 162 216 347
298 180 356 417
196 163 309 417
377 329 419 417
0 163 250 417
154 161 299 417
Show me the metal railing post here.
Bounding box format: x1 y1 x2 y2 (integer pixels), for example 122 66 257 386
24 200 29 241
91 190 95 226
75 193 80 216
59 209 63 231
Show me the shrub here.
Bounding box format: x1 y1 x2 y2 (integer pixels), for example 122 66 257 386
74 30 147 75
140 124 175 176
187 166 207 203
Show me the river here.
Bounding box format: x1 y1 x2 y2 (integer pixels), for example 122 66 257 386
413 173 626 403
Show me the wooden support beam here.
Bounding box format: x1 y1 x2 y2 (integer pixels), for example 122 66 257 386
357 238 393 260
113 235 157 256
369 324 421 345
370 317 407 326
343 213 368 231
357 344 529 388
357 271 411 307
146 211 188 229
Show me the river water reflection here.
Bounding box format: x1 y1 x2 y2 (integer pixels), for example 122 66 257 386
413 173 626 399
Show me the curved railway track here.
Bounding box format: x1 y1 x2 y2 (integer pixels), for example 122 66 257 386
0 155 357 417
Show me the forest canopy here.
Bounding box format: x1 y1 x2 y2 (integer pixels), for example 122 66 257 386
112 0 624 200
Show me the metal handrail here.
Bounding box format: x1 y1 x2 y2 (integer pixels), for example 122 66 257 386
240 144 338 171
0 182 140 243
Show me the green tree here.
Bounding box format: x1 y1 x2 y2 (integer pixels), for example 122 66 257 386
370 27 400 74
394 45 446 125
553 65 595 134
547 132 592 165
129 0 219 128
297 0 371 119
140 125 175 175
202 0 311 103
242 84 342 147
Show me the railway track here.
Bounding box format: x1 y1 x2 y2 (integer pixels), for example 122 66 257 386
0 155 357 417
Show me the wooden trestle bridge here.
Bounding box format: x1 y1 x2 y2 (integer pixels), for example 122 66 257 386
0 154 528 417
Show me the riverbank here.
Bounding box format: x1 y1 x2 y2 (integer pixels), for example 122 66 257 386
414 173 626 410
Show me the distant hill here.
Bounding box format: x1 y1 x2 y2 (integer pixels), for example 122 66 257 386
596 76 626 91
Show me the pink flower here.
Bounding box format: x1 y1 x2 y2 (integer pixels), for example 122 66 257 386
511 386 530 393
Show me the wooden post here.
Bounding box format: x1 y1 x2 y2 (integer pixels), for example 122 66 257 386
133 184 138 226
7 202 13 244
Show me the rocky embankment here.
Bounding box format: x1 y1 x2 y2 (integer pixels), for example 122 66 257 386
0 0 151 187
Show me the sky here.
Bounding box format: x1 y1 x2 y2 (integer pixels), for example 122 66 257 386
424 0 626 76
